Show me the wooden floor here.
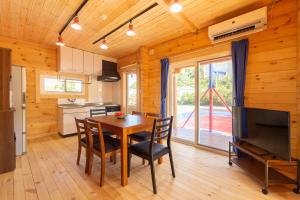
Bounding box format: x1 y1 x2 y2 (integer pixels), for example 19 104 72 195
0 135 298 200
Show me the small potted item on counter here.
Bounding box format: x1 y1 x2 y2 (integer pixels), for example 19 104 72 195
115 111 126 119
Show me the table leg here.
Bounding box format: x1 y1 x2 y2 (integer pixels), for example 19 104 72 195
121 130 128 186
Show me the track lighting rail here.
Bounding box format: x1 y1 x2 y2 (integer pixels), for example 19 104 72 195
92 2 159 45
58 0 89 36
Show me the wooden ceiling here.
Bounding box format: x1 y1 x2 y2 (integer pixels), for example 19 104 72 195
0 0 272 58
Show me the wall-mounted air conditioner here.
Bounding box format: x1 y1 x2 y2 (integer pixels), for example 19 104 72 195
208 7 267 43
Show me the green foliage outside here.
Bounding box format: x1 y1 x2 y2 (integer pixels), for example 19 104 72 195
176 67 232 106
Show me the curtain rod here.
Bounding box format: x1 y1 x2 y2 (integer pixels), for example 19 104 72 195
92 3 159 45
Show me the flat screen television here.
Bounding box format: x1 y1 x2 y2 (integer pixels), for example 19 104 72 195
238 107 291 161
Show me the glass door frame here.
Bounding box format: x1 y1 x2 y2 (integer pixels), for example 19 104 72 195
168 56 232 151
120 65 140 114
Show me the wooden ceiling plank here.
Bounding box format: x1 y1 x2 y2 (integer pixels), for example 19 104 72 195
154 0 198 32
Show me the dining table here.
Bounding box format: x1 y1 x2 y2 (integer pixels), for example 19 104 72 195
88 114 162 186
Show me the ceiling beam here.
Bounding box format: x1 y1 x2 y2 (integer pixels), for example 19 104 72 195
155 0 198 32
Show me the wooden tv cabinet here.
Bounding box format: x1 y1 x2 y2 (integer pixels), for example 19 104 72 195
229 141 299 195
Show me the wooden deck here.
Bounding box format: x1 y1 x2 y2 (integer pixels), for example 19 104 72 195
0 135 297 200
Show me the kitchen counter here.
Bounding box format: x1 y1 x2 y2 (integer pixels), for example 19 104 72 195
58 103 120 109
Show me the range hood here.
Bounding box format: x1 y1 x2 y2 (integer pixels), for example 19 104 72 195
97 60 120 82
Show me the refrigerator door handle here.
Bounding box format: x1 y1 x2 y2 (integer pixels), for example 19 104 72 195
22 92 26 104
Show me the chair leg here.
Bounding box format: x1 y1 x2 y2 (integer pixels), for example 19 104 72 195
169 149 176 178
128 153 131 177
110 155 113 163
100 156 106 187
76 144 81 165
87 151 94 175
150 159 157 194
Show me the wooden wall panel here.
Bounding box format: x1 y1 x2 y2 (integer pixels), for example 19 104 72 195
0 36 58 139
125 0 299 158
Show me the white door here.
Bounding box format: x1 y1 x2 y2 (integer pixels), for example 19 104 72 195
11 66 26 155
126 71 138 114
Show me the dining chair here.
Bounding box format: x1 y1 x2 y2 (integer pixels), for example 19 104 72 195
90 108 107 117
85 119 121 187
75 117 100 173
130 112 162 164
90 108 113 137
128 116 175 194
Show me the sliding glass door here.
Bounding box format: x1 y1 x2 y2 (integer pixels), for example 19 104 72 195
170 59 233 151
172 66 195 143
198 60 233 151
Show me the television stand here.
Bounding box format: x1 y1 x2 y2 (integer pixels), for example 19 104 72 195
229 141 299 195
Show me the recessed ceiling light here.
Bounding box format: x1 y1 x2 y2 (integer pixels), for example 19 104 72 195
100 14 108 21
170 0 183 13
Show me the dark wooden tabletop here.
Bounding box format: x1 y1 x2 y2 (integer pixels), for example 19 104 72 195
88 114 153 129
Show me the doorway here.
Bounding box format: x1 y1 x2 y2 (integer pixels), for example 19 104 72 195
170 58 233 151
125 70 138 114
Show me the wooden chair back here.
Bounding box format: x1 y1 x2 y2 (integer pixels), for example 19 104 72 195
150 116 173 151
75 118 86 142
146 112 162 119
85 119 105 156
90 108 107 117
132 111 145 116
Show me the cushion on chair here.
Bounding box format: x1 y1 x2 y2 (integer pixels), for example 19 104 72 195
128 141 169 159
93 136 121 153
129 131 152 141
80 134 99 144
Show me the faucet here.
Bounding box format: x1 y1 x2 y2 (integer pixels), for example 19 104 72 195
67 98 76 104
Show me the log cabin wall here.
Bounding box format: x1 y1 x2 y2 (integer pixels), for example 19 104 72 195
0 36 58 139
118 0 299 158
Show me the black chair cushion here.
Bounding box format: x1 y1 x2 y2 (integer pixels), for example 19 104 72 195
129 131 152 141
80 134 99 144
129 141 169 159
93 136 121 153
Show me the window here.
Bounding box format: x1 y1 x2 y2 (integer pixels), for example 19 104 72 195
43 78 65 93
40 75 84 94
65 79 83 93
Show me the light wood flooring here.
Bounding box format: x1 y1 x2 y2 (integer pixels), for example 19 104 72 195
0 135 298 200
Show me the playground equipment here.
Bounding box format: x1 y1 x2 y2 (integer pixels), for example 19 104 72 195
181 64 232 132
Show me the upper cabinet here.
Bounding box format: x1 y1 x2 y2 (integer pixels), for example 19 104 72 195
72 49 84 74
83 51 94 75
58 46 73 73
93 54 102 75
57 46 116 75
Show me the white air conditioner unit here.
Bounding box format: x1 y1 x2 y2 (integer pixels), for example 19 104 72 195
208 7 267 43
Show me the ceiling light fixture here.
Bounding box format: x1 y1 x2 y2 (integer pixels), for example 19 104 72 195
71 16 82 30
170 0 183 13
100 39 108 50
126 21 136 36
56 35 65 46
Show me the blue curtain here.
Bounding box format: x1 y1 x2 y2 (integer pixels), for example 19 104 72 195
232 39 249 107
232 39 249 152
160 58 169 118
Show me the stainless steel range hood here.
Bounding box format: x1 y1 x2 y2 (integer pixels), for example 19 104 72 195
97 60 120 82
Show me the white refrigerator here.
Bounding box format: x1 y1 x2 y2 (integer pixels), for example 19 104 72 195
11 66 26 155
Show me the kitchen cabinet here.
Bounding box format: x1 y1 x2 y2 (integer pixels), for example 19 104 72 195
72 49 84 74
93 54 102 75
83 51 94 75
58 46 73 73
58 107 90 136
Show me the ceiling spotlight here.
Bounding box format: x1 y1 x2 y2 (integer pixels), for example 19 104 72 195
100 39 108 50
71 16 82 30
170 0 182 13
126 21 136 36
56 35 64 46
